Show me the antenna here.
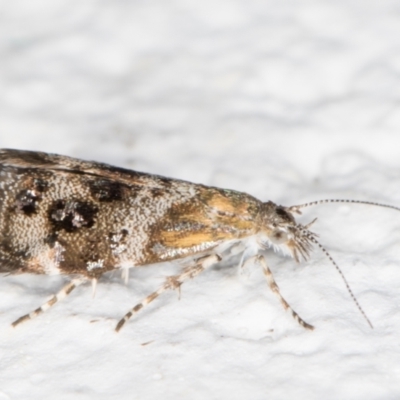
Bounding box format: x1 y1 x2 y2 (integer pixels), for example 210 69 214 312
289 199 400 214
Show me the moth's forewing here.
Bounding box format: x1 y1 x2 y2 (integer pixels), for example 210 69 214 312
0 149 262 278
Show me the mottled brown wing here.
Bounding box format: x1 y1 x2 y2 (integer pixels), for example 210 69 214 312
0 149 190 276
0 149 262 277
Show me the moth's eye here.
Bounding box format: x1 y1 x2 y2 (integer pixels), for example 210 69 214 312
270 228 289 244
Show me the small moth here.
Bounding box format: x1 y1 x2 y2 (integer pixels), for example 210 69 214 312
1 149 398 332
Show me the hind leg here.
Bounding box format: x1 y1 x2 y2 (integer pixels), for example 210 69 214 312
12 277 88 327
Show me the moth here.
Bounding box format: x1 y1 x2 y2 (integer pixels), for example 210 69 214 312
1 149 398 332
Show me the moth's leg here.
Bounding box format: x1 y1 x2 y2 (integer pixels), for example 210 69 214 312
115 253 221 332
256 255 314 330
91 278 98 298
12 277 87 328
121 268 129 284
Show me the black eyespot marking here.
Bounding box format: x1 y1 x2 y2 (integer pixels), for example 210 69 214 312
13 179 49 217
88 179 125 202
15 189 40 216
49 200 98 232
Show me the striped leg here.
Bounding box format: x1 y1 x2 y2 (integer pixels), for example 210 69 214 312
256 255 314 330
115 254 221 332
12 277 87 328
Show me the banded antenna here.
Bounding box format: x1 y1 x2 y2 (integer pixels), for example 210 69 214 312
289 199 400 214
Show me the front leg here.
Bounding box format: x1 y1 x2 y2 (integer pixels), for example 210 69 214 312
255 255 314 330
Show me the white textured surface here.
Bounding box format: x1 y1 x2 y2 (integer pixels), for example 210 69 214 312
1 1 400 399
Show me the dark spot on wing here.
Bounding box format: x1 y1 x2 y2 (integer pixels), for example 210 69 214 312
12 177 50 216
15 189 40 216
88 179 126 202
49 200 98 233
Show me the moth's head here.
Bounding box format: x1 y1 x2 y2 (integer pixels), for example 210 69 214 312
259 201 315 262
258 198 379 329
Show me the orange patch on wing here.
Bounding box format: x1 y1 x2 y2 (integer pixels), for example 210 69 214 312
204 190 250 216
159 229 234 248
